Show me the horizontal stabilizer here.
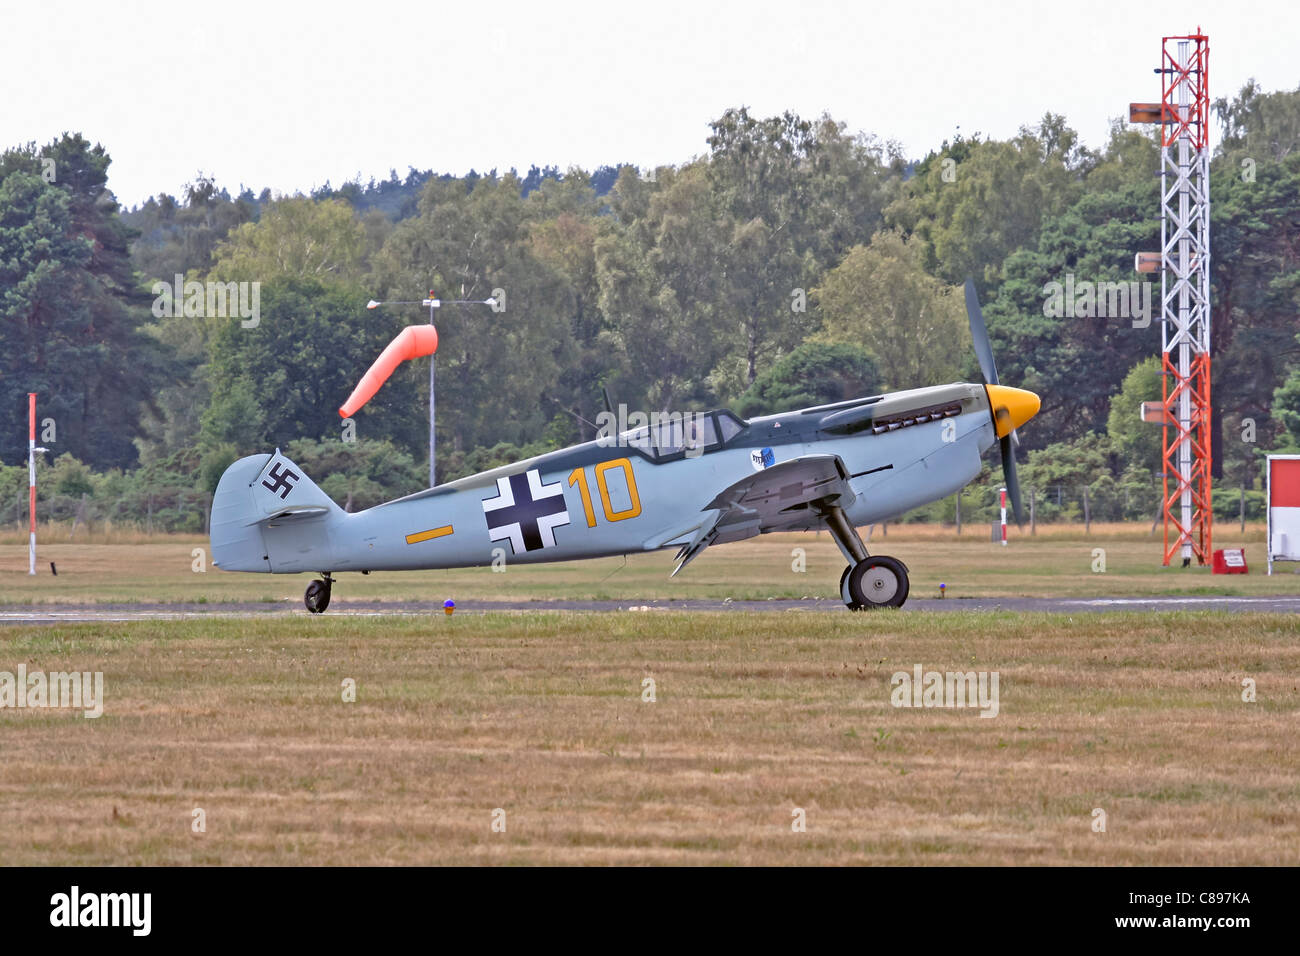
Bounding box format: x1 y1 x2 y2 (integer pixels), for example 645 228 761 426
245 505 331 527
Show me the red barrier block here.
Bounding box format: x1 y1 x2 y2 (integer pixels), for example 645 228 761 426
1212 549 1248 574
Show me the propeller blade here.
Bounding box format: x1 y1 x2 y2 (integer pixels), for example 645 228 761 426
1001 434 1024 525
966 277 1032 525
964 277 999 387
967 278 1032 525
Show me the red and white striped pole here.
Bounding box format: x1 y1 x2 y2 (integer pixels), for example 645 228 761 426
28 392 37 575
999 486 1007 547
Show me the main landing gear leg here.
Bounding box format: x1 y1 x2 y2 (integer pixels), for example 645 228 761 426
823 505 910 611
305 572 333 614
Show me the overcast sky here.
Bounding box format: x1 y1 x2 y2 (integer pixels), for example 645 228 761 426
4 0 1296 207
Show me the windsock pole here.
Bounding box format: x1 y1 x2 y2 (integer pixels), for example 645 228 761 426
434 299 444 489
1000 486 1008 547
28 393 36 575
358 293 496 490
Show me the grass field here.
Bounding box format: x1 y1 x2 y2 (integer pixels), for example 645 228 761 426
2 528 1296 865
0 522 1295 605
1 611 1297 865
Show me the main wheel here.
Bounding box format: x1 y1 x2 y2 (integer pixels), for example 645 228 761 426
839 565 861 610
844 556 909 610
305 579 331 614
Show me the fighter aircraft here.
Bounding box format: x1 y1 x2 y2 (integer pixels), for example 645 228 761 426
209 280 1039 611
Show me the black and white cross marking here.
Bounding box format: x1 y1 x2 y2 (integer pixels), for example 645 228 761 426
482 469 570 554
261 462 300 500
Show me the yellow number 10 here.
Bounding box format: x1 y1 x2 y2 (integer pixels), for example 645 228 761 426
568 458 642 527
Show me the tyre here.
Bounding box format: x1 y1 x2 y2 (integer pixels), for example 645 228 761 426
305 579 331 614
845 556 909 610
839 565 861 610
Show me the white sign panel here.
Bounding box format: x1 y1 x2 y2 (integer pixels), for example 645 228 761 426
1267 455 1300 574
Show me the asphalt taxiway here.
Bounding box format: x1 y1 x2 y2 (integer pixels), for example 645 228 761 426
2 594 1299 625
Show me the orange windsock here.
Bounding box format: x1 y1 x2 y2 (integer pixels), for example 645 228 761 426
339 324 439 418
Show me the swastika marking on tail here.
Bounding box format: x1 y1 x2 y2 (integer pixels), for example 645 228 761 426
262 463 300 500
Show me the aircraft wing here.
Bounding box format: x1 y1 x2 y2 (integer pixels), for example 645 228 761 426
663 454 857 575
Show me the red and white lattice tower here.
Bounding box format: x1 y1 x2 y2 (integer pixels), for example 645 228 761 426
1158 30 1212 566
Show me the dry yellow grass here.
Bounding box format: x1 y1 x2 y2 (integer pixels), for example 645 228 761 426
0 523 1293 605
0 523 207 547
0 611 1296 865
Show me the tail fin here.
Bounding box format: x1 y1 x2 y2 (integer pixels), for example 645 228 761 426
209 449 344 573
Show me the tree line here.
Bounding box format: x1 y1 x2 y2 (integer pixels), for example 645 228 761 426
3 83 1299 531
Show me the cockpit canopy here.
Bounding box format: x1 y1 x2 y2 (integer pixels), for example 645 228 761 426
617 409 747 462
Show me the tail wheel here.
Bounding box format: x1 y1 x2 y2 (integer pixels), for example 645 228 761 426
845 556 909 610
305 579 332 614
